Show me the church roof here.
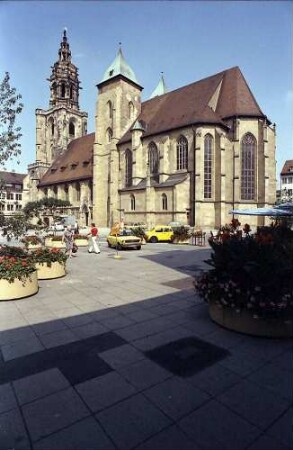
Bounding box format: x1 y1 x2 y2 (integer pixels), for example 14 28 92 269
119 172 187 192
281 159 293 176
119 66 267 144
98 48 141 88
150 74 168 99
38 133 94 187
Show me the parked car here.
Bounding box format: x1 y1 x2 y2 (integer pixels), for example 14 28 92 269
145 225 174 243
107 229 142 250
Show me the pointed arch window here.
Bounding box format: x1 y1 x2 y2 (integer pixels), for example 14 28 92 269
176 136 188 170
125 149 133 187
75 182 81 202
70 85 73 99
130 194 136 211
241 133 256 200
61 83 66 98
148 142 159 183
162 193 168 210
129 101 134 119
107 128 113 143
204 134 213 199
69 121 75 137
107 101 113 119
64 184 69 202
53 186 58 199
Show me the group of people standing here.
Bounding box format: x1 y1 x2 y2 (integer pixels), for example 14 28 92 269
62 223 100 258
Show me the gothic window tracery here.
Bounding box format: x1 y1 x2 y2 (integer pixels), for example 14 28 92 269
204 134 213 199
61 83 66 98
176 135 188 170
241 133 256 200
107 101 113 119
125 149 133 187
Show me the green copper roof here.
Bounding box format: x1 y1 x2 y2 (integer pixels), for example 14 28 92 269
150 74 167 98
100 48 140 86
131 120 145 131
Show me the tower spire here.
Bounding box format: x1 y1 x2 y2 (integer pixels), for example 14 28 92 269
58 27 71 62
150 73 168 99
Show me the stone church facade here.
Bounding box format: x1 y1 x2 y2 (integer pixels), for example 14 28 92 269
24 31 277 229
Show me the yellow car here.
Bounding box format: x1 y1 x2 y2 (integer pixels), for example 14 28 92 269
145 225 174 243
107 229 142 250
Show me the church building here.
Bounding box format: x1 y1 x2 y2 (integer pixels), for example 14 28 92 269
24 31 277 229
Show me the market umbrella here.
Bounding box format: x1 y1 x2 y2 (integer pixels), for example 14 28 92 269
229 207 293 216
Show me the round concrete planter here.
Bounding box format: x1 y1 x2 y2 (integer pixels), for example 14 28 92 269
0 271 39 301
171 238 191 245
209 302 292 338
46 240 66 249
74 238 88 247
35 261 66 280
27 243 43 251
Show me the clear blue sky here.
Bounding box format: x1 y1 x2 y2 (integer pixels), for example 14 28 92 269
0 1 292 184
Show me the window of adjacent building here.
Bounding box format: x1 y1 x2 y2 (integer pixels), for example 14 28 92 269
148 142 159 182
7 204 13 211
69 121 75 137
76 182 81 202
15 204 22 211
241 133 256 200
129 101 134 119
162 193 168 210
204 134 213 199
44 188 48 197
6 192 14 200
53 186 58 198
130 194 136 211
107 128 113 143
0 192 5 199
15 193 22 201
0 203 4 211
125 149 133 187
176 135 188 170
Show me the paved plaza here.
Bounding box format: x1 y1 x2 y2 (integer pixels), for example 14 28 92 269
0 242 292 450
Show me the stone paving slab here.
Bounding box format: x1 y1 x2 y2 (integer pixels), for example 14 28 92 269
0 244 291 450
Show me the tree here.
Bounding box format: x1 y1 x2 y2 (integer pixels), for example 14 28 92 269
0 72 23 167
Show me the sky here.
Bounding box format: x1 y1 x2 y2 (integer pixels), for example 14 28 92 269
0 0 292 184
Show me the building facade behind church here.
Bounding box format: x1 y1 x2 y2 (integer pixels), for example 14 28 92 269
24 31 277 229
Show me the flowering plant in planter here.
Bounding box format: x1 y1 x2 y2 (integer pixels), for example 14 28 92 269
0 245 28 258
73 234 88 240
195 222 293 320
51 235 63 242
0 255 36 283
33 247 68 267
21 235 43 247
170 226 192 243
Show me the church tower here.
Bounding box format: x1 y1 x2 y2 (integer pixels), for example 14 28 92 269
93 46 143 226
24 30 88 204
35 29 88 166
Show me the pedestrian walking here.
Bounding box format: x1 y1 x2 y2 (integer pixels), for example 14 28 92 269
88 223 100 254
62 225 75 258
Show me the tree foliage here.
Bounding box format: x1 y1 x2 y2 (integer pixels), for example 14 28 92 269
0 72 23 167
23 197 71 219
